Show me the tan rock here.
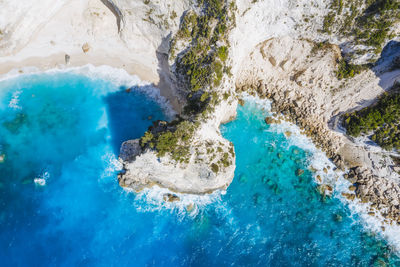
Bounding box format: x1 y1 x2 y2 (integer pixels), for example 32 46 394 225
163 193 180 202
348 185 356 191
82 42 90 53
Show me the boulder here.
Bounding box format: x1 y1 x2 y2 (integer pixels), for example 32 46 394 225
348 185 356 191
265 117 274 124
119 139 142 162
82 42 90 53
163 193 180 202
65 54 70 64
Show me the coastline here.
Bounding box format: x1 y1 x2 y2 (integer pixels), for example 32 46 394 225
1 30 399 256
242 94 400 254
0 52 183 113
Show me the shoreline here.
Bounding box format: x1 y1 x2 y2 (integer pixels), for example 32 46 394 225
241 94 400 254
0 52 183 113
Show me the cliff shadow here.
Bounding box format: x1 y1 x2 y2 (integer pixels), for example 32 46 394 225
372 40 400 89
103 34 182 155
103 86 166 154
155 34 184 114
100 0 124 33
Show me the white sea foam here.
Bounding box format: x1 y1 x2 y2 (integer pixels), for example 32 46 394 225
101 152 123 179
8 90 22 110
132 185 224 218
34 171 50 186
243 94 400 254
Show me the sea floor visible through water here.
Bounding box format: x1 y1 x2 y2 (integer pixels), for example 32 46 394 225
0 68 399 266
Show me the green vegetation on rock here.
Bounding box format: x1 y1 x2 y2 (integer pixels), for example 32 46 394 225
336 58 368 79
138 1 236 168
140 120 197 163
323 0 400 56
173 0 233 95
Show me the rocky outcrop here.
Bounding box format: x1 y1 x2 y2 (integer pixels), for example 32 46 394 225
118 95 238 194
119 139 142 162
347 167 400 225
118 0 238 194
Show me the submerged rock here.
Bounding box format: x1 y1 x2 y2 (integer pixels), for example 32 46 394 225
186 203 195 213
253 193 261 205
295 169 304 176
334 213 343 222
21 178 32 185
239 174 248 183
3 113 27 134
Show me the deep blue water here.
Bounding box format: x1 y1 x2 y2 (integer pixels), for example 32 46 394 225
0 72 398 266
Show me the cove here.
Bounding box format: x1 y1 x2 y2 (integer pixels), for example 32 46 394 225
0 70 398 266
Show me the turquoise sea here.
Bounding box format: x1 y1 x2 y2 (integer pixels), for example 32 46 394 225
0 69 399 266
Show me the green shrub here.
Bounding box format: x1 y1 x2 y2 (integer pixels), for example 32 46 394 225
156 131 178 157
217 46 228 62
140 131 154 148
211 163 219 173
336 58 367 80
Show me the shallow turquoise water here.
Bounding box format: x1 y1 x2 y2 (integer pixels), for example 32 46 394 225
0 72 398 266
